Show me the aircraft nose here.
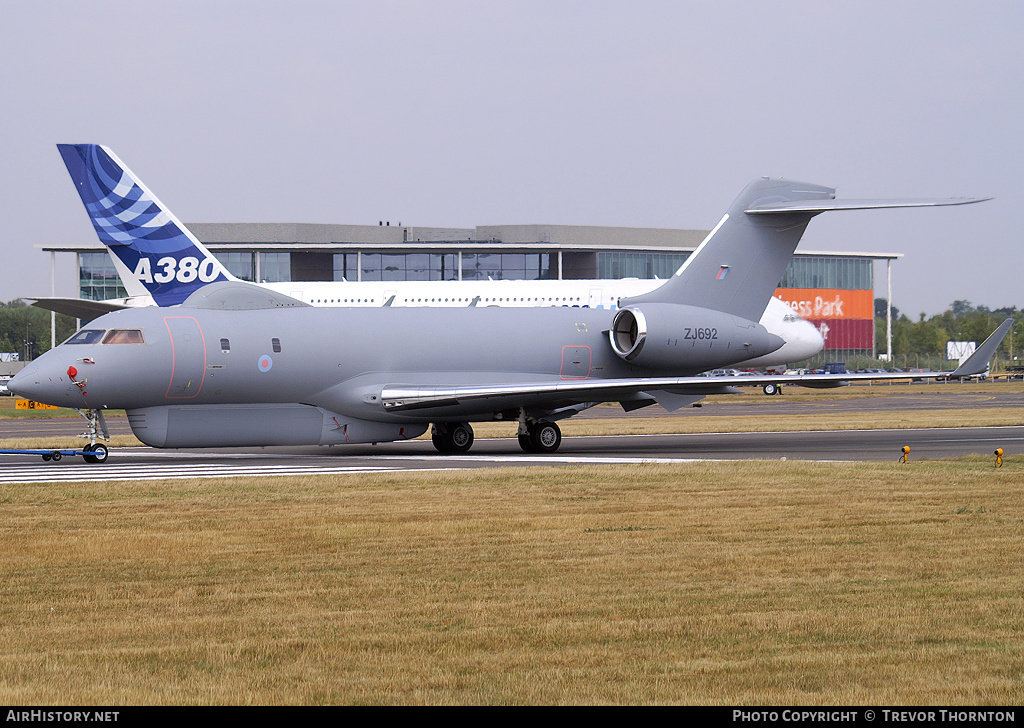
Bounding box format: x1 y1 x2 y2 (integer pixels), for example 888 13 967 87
8 360 73 406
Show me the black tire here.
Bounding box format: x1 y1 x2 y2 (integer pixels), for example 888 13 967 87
518 433 535 453
432 423 474 454
87 444 108 464
448 423 474 453
51 451 62 462
529 421 561 453
763 383 779 396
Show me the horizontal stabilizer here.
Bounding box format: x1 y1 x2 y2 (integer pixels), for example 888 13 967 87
28 297 128 320
745 197 991 214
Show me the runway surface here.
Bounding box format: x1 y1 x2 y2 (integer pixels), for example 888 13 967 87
0 385 1020 483
2 387 1015 483
2 426 1023 484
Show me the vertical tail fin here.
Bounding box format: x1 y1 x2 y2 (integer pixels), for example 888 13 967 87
623 178 834 322
57 144 235 305
624 177 990 323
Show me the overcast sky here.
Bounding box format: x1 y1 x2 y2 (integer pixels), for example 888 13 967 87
1 1 1020 316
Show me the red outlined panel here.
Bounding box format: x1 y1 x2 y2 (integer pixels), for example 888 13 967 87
560 345 592 380
164 316 207 398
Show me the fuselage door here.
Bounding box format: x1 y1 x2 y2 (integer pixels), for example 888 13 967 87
164 316 207 398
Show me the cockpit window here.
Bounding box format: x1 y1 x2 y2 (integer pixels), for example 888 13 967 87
64 329 106 345
102 329 145 345
64 329 146 345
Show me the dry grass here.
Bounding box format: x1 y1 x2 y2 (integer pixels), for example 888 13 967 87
1 459 1022 705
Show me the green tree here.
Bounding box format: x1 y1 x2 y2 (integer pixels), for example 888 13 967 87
0 300 77 360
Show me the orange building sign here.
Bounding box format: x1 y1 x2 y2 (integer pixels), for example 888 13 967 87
774 289 874 351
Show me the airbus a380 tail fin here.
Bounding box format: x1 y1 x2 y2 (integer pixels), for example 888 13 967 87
623 177 990 322
57 144 235 306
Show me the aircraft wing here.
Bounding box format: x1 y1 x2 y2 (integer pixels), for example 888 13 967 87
380 319 1013 414
379 370 915 413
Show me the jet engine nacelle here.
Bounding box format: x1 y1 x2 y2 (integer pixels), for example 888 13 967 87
608 303 784 370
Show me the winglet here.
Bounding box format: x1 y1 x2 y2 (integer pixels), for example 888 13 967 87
949 318 1014 378
57 144 235 306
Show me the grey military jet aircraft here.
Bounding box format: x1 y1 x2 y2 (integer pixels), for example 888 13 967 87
10 172 995 462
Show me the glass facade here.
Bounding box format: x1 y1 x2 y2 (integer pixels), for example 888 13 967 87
257 252 291 283
80 252 127 301
779 256 873 290
595 252 873 289
333 252 552 282
219 252 254 281
461 253 551 281
597 251 690 280
77 249 874 293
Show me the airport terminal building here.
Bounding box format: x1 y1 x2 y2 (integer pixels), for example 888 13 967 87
48 222 899 364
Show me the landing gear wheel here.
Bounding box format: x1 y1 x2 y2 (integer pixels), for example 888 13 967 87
83 443 108 464
518 433 535 453
431 423 474 454
529 421 561 454
763 383 780 396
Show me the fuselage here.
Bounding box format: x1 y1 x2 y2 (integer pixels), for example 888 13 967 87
91 279 822 368
12 302 781 419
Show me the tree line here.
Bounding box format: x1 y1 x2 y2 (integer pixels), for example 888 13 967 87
0 300 78 360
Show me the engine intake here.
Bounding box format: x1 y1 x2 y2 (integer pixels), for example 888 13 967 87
608 304 783 370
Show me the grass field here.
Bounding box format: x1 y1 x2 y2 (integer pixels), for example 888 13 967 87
0 382 1022 704
1 459 1022 704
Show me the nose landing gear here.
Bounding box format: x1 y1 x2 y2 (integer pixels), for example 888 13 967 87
77 408 111 463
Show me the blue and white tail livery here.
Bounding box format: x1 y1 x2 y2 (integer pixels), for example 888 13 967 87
57 144 235 306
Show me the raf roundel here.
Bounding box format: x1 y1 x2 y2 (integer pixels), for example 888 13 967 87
257 355 273 373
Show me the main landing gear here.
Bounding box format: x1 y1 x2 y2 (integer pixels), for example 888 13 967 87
429 417 564 455
518 420 561 454
428 417 565 452
431 422 475 454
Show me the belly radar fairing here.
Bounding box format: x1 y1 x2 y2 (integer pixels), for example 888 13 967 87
12 153 996 456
